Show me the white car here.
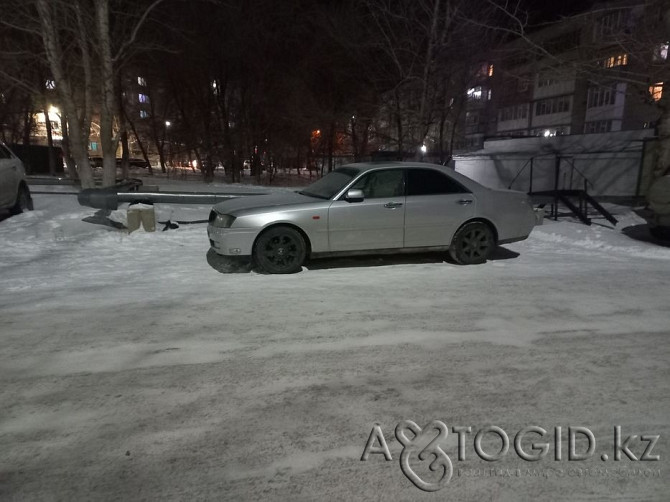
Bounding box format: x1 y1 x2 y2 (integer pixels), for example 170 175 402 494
208 162 537 273
0 143 33 215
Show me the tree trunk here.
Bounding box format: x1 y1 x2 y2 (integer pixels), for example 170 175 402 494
22 101 33 145
124 108 153 175
36 0 95 188
117 73 130 179
327 120 335 172
95 0 119 187
655 93 670 178
60 115 79 182
394 91 404 155
120 130 130 179
43 106 57 176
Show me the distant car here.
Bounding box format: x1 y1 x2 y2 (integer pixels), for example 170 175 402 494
208 162 537 273
0 143 33 215
89 156 150 169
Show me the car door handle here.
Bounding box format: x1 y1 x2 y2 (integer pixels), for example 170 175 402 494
384 202 403 209
457 199 473 205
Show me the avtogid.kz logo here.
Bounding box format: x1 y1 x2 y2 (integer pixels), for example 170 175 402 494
361 421 661 492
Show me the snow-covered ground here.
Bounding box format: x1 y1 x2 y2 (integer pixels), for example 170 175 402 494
1 187 669 501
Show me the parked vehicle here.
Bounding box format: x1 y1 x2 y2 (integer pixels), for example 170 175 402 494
643 175 670 240
208 162 537 273
8 143 64 175
89 156 150 169
0 143 33 215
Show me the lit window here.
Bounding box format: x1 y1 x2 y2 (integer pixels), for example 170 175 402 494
488 64 494 77
655 43 669 61
601 53 628 68
45 80 56 90
467 86 483 100
534 127 569 137
649 83 663 102
140 110 149 119
137 76 147 86
138 93 150 104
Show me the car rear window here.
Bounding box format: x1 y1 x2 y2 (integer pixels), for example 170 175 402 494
407 168 469 195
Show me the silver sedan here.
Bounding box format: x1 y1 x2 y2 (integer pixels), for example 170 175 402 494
208 162 536 273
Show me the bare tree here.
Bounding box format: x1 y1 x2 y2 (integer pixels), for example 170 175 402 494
481 0 670 179
341 0 507 159
1 0 166 188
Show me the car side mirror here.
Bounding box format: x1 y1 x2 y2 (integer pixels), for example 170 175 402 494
345 189 364 202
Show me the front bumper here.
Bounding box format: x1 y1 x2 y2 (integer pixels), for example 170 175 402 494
207 225 258 256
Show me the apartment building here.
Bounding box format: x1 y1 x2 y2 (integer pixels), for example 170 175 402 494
458 0 667 151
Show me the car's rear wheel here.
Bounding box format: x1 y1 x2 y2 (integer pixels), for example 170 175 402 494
9 185 32 215
253 226 306 274
449 222 494 265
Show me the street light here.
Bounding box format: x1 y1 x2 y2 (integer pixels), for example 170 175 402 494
164 121 172 167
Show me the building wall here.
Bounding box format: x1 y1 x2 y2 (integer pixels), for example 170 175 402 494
453 129 655 196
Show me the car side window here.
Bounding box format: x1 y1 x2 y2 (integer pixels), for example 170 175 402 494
407 168 469 195
351 169 404 199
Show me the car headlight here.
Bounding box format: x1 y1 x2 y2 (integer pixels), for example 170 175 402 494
210 212 236 228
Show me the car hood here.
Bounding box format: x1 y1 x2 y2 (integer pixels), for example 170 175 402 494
212 191 321 215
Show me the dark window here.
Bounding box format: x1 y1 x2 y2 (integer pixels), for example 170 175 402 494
0 144 12 159
407 169 469 196
351 169 404 199
535 96 570 116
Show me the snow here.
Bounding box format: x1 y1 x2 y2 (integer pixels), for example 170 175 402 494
1 186 669 500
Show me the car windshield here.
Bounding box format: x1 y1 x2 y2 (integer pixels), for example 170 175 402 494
299 167 361 199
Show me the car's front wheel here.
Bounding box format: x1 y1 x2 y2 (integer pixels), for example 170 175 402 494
449 221 494 265
253 226 307 274
9 185 32 215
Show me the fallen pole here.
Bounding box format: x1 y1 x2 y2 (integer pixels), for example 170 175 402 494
78 187 268 210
